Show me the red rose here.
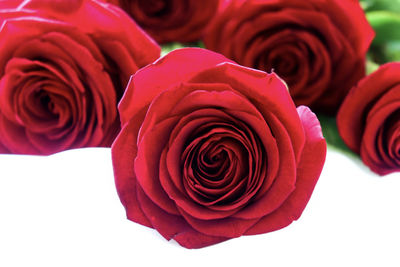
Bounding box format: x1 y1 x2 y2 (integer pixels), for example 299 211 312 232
204 0 374 114
337 63 400 175
0 0 160 155
111 48 326 248
106 0 222 44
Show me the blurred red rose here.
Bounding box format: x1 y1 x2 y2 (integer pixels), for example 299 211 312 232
105 0 222 44
204 0 374 114
0 0 160 155
111 48 326 248
337 63 400 175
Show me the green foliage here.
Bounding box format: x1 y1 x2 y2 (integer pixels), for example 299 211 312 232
161 43 185 56
316 114 356 157
161 42 204 56
366 55 380 74
364 7 400 64
367 11 400 45
361 0 400 12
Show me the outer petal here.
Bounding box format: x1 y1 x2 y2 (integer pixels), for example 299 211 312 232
136 185 228 249
173 230 229 249
20 0 160 68
134 116 180 215
118 48 234 126
245 106 326 235
111 112 151 227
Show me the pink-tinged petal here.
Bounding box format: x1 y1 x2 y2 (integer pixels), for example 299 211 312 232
245 106 326 235
288 106 326 218
111 113 151 227
118 48 233 126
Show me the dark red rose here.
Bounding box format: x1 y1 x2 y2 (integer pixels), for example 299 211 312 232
337 63 400 175
111 48 326 248
105 0 222 44
204 0 374 114
0 0 160 155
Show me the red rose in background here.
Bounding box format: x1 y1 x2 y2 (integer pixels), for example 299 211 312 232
106 0 222 44
204 0 374 114
337 63 400 175
0 0 160 155
112 48 326 248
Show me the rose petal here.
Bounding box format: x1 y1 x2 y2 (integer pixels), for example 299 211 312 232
188 62 306 163
111 113 151 227
338 63 400 153
178 207 260 239
135 116 180 215
245 106 326 234
136 185 228 249
118 48 233 126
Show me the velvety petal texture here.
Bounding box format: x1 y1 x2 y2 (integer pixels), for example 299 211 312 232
112 48 326 248
204 0 374 114
337 62 400 175
104 0 222 43
0 0 160 155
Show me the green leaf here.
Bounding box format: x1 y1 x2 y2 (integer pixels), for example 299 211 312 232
316 113 356 157
366 57 380 74
161 43 185 56
367 11 400 45
384 41 400 61
361 0 400 12
161 41 204 56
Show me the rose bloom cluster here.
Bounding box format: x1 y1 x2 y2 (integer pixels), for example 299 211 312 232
0 0 398 249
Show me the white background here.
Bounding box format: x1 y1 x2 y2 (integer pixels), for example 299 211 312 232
0 147 399 267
